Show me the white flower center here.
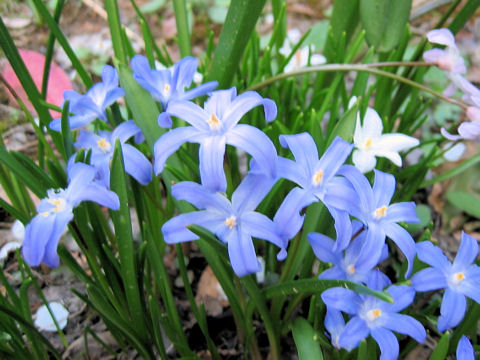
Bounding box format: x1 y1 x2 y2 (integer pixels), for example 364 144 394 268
312 169 324 186
47 197 68 213
97 138 112 153
365 309 382 323
373 205 388 220
346 264 356 275
163 83 171 96
207 113 221 131
451 271 466 286
224 215 236 230
361 138 373 150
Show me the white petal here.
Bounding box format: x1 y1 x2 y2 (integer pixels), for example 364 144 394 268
311 54 327 65
443 142 466 161
0 242 21 261
34 302 69 331
352 149 377 173
11 220 25 241
362 108 383 139
375 133 419 152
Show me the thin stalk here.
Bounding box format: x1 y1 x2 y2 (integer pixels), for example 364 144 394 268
247 63 467 111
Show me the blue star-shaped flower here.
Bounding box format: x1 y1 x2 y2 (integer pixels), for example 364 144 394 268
411 232 480 331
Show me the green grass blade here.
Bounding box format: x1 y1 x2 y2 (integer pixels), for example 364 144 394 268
105 0 128 65
206 0 267 88
173 0 191 57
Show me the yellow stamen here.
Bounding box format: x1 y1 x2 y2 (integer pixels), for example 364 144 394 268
48 198 67 213
374 205 388 219
364 138 373 148
312 170 324 186
453 272 465 284
207 113 221 130
346 264 356 275
164 84 171 93
41 211 50 217
97 138 111 153
366 309 382 322
224 216 236 230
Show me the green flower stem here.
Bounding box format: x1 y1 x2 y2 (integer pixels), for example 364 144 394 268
241 276 281 360
247 62 468 111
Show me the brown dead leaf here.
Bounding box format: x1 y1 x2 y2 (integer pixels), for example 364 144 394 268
195 266 229 317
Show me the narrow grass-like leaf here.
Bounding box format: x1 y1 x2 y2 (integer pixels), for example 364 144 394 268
60 101 74 160
109 140 148 342
291 318 323 360
117 63 162 149
30 0 92 87
430 331 450 360
264 278 394 303
41 0 65 97
173 0 191 57
449 0 480 34
207 0 267 88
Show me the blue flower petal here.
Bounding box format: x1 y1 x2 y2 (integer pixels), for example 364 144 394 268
112 120 142 143
277 157 309 188
181 81 218 101
385 285 416 312
226 228 261 277
122 143 152 185
223 91 277 128
372 170 396 207
338 316 369 351
42 211 74 267
22 214 56 266
383 222 416 277
73 184 120 210
226 124 277 178
456 336 475 360
172 56 197 91
325 308 345 348
416 241 451 272
171 182 231 213
338 165 374 214
319 267 347 280
162 210 224 243
199 135 227 192
308 232 340 264
458 266 480 303
384 202 419 224
317 137 353 182
370 328 399 360
438 288 467 331
382 312 426 343
232 170 276 213
321 288 361 314
153 127 201 174
241 212 284 250
165 100 210 130
411 268 448 292
454 232 479 268
279 133 319 175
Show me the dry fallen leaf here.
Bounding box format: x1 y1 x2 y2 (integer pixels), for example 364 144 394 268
195 266 229 317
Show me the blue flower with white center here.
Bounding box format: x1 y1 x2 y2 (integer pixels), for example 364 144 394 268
131 55 218 127
154 87 278 192
22 163 120 267
322 271 426 360
411 232 480 332
324 308 345 349
336 165 419 277
273 133 355 250
74 120 152 187
50 65 125 131
161 173 284 277
457 336 475 360
309 220 389 283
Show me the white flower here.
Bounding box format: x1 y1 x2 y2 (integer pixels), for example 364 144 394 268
352 107 419 173
280 28 326 73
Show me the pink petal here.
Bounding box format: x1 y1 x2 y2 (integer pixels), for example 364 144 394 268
1 49 72 117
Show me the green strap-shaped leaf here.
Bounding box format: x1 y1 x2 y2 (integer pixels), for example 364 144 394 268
117 63 162 149
291 318 324 360
446 191 480 219
263 278 394 303
360 0 412 53
429 331 450 360
324 0 360 61
109 140 148 343
207 0 267 88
